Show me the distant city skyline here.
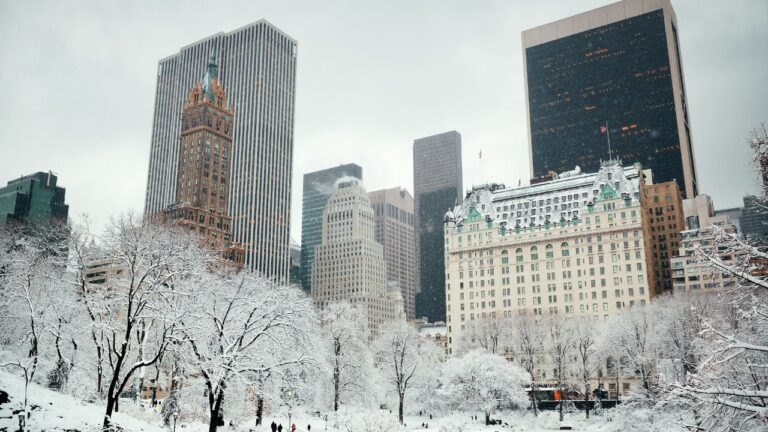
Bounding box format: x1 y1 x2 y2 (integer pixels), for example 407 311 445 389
0 0 765 242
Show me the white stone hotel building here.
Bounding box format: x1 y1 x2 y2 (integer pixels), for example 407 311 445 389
444 160 655 354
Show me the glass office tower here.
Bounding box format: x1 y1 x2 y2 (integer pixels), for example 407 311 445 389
523 0 698 198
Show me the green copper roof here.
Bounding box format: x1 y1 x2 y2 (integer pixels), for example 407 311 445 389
598 183 617 201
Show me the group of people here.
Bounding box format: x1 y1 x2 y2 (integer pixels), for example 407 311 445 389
270 421 309 432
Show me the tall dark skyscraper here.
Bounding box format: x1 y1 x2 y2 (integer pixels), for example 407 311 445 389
144 20 297 279
300 163 363 294
0 172 69 228
523 0 698 198
413 131 462 322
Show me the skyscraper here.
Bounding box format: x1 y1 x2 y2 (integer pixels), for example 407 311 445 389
368 187 417 319
0 171 68 228
312 179 405 339
144 20 297 279
161 55 243 264
523 0 698 198
300 163 363 293
413 131 463 322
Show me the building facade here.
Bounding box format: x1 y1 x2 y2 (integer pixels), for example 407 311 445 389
740 195 768 242
0 172 69 228
443 160 653 354
413 131 463 322
301 163 363 293
369 187 417 319
642 181 683 293
161 55 243 263
311 179 404 338
523 0 698 198
144 20 297 279
671 221 738 293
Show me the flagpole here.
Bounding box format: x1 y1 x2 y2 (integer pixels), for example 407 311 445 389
606 121 612 160
479 148 484 184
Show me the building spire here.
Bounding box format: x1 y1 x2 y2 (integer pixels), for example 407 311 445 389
202 51 218 96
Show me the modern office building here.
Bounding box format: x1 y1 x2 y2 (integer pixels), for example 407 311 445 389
413 131 463 322
443 160 653 354
301 163 363 293
311 178 404 339
369 187 417 319
642 180 683 293
289 238 301 286
144 20 297 279
523 0 698 198
161 55 243 264
0 171 69 228
740 195 768 242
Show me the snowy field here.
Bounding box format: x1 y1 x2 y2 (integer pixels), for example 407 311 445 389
0 372 689 432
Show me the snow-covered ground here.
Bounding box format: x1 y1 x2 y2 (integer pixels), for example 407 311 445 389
0 372 685 432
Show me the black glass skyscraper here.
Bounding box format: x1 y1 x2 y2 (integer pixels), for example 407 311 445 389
300 163 363 294
413 131 462 322
523 0 697 198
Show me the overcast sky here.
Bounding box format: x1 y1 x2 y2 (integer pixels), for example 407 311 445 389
1 0 766 242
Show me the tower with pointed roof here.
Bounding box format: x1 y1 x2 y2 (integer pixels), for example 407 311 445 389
163 55 243 264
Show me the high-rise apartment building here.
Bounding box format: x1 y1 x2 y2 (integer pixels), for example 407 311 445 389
672 221 738 293
312 179 404 338
162 55 243 263
369 187 417 319
523 0 698 198
443 160 653 354
413 131 463 322
300 163 363 293
0 172 69 228
144 20 297 279
642 181 683 293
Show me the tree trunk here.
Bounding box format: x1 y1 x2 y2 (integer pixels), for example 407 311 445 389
208 388 225 432
585 382 590 419
531 379 539 416
255 395 264 426
485 411 490 425
103 393 116 430
398 394 404 424
558 384 564 421
333 338 341 412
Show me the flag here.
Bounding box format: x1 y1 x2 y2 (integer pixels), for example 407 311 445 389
479 150 482 159
600 126 608 134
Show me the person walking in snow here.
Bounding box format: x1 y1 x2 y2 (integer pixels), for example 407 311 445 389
271 421 277 432
278 424 283 432
291 424 296 432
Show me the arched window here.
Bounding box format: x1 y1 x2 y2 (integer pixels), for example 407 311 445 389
546 244 554 259
516 248 524 263
561 242 570 257
530 246 538 261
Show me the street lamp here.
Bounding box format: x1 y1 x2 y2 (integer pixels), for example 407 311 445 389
172 412 178 432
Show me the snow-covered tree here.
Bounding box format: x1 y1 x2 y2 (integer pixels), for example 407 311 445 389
456 315 513 355
571 316 601 419
0 222 68 421
602 305 659 403
319 302 371 412
373 320 438 424
510 313 545 415
669 217 768 430
93 214 210 430
180 270 316 432
544 315 574 421
439 349 530 424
